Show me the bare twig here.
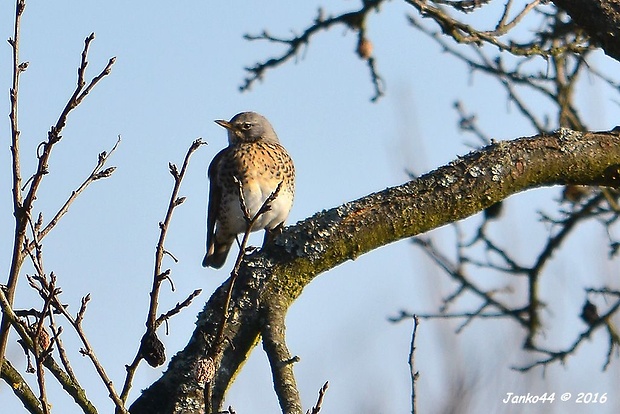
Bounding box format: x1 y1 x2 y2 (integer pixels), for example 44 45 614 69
1 0 28 378
409 185 615 372
306 381 329 414
24 226 121 413
25 269 126 413
23 33 115 221
119 138 205 407
454 101 492 146
514 296 620 371
148 139 205 331
406 2 596 138
30 136 120 247
48 322 77 384
155 289 203 329
409 316 420 414
524 192 605 347
241 2 385 101
390 309 520 324
1 3 116 375
411 237 528 328
216 179 284 344
32 276 54 414
405 0 587 56
2 314 96 413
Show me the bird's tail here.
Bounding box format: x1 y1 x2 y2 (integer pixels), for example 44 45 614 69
202 240 233 269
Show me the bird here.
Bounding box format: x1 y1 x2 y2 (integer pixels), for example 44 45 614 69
202 112 295 269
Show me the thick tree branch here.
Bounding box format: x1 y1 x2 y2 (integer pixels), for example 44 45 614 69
129 129 620 413
260 304 302 414
2 358 43 414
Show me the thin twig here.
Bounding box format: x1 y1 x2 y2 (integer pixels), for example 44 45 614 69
409 316 420 414
31 137 120 247
241 2 385 101
306 381 329 414
212 181 284 352
1 14 116 374
119 138 205 407
148 139 205 331
514 297 620 371
26 270 126 413
32 275 54 414
155 289 203 328
0 0 28 378
412 237 528 328
405 0 588 56
390 309 518 322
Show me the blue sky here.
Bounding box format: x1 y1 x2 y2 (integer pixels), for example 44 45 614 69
2 1 620 413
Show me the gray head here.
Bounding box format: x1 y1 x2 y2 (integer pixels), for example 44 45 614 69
215 111 280 145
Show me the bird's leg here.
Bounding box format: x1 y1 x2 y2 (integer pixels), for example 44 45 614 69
263 222 284 248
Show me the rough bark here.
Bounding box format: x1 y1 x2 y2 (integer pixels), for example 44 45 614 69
128 129 620 413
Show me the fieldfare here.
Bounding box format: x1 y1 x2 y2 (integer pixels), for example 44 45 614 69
202 112 295 268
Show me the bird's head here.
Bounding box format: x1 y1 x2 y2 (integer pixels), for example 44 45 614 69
215 112 280 145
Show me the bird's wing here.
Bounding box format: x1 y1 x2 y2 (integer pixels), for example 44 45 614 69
206 148 228 252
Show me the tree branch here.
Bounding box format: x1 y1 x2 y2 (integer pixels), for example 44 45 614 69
0 284 97 413
1 357 43 414
129 129 620 413
261 304 302 414
1 6 115 375
31 137 120 247
409 316 420 414
241 2 385 101
119 139 206 408
1 0 28 379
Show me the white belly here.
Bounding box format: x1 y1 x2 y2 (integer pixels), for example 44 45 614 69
218 178 294 235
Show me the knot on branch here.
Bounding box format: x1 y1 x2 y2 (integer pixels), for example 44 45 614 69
603 164 620 186
139 330 166 368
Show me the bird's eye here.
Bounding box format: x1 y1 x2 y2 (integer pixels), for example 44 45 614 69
242 122 252 130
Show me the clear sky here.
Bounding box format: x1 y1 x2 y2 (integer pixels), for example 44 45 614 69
2 1 620 413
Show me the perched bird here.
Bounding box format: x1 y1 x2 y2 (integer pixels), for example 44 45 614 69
202 112 295 268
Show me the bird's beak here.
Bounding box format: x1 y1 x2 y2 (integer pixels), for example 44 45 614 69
214 119 234 130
